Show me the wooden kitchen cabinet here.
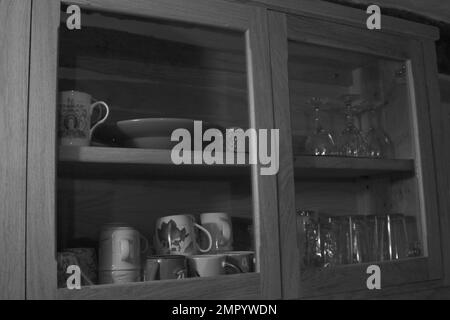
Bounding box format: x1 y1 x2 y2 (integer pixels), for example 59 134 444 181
26 0 280 300
267 3 448 299
17 0 450 300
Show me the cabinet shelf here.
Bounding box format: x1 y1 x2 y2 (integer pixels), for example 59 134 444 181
57 273 260 300
58 146 250 178
294 156 415 178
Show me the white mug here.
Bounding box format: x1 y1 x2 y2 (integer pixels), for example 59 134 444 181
59 90 110 146
187 254 240 277
98 224 148 273
200 213 233 253
154 215 212 255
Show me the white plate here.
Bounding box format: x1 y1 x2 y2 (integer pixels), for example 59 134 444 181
107 118 220 149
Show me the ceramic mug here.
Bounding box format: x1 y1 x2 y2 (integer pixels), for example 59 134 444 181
223 251 255 274
200 213 233 253
98 224 148 278
144 255 187 281
154 215 212 255
187 254 240 278
59 90 110 146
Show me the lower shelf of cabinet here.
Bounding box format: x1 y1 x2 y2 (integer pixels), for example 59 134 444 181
300 257 431 298
57 273 261 300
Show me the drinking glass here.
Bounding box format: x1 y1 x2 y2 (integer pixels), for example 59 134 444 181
338 95 368 157
320 216 348 267
366 215 390 262
304 98 336 156
343 216 369 264
387 214 409 260
366 106 394 158
297 210 322 269
405 216 422 258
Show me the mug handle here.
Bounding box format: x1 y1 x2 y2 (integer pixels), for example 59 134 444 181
140 234 149 253
194 223 212 253
223 261 242 274
89 101 110 139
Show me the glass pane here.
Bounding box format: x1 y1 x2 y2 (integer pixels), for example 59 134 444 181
289 41 424 272
56 6 256 288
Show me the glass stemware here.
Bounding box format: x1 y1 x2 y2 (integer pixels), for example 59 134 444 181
304 98 336 156
338 95 368 157
366 106 394 158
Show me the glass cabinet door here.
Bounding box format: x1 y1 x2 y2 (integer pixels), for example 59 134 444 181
27 0 280 299
269 12 442 298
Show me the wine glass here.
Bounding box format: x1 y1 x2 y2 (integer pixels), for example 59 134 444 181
338 95 368 157
366 105 394 158
304 98 336 156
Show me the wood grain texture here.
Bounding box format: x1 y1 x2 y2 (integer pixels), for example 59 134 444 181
423 41 450 285
293 156 414 178
247 7 282 299
301 257 430 297
28 0 281 300
64 0 253 30
27 0 60 300
306 279 447 300
0 0 31 300
406 41 443 279
240 0 439 40
58 273 260 300
287 15 411 60
267 11 300 299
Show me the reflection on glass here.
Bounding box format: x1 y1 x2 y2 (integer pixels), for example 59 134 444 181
338 95 368 157
304 98 336 156
366 105 394 158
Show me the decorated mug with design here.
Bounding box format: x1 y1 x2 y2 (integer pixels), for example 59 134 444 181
154 215 212 255
59 90 109 146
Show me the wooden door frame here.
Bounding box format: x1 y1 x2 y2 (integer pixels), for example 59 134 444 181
0 0 32 300
268 10 444 299
27 0 281 299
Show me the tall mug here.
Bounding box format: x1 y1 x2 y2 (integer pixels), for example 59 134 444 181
59 90 110 146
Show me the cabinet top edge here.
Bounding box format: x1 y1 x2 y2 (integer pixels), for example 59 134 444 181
240 0 440 40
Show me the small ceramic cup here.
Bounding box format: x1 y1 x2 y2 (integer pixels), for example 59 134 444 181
223 251 255 274
187 254 240 278
145 255 187 281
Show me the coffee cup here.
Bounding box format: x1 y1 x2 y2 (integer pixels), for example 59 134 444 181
59 90 110 146
187 254 240 278
98 224 148 284
200 213 233 253
223 251 255 274
154 215 212 255
144 255 187 281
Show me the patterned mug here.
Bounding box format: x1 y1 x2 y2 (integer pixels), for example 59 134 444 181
59 90 109 146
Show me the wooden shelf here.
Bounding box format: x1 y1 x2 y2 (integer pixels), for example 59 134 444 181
294 155 415 178
300 257 428 298
58 146 250 178
57 273 260 300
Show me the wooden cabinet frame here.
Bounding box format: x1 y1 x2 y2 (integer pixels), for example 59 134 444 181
268 10 445 299
23 0 450 300
27 0 281 300
0 0 32 300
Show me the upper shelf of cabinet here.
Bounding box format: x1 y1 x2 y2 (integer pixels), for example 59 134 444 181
294 156 414 178
58 146 250 178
